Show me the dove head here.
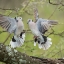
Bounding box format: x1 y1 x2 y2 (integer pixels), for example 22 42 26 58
27 19 33 24
15 17 22 22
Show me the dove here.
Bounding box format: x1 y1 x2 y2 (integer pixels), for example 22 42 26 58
36 18 58 50
10 31 25 48
27 18 58 50
0 14 25 48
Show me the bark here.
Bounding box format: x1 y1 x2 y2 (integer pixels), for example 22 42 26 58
0 43 64 64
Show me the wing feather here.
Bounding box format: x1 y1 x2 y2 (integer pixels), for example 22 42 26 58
0 20 11 30
48 20 58 25
36 18 58 34
40 20 58 33
0 14 11 30
41 21 51 31
0 14 17 33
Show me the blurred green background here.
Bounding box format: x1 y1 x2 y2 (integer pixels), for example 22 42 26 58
0 0 64 64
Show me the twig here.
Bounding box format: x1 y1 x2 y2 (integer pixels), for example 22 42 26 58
45 39 64 58
49 0 64 6
46 27 64 37
3 34 11 44
25 40 34 43
23 29 32 33
51 48 64 58
47 28 54 37
53 31 64 37
0 31 7 34
48 0 60 5
48 5 58 19
25 10 33 15
0 8 15 10
22 1 31 12
7 11 13 16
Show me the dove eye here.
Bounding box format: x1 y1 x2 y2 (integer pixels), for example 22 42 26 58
20 18 21 19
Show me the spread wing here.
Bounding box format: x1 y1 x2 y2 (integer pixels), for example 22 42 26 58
0 14 17 33
36 18 58 34
41 20 58 31
41 21 51 31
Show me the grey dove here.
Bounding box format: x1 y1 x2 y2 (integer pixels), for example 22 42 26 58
27 18 58 50
0 14 25 48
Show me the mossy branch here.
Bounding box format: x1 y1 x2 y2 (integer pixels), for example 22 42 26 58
0 43 64 64
0 43 43 64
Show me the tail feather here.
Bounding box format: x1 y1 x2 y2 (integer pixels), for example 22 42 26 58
42 37 52 50
10 33 25 48
38 43 43 49
48 20 58 25
10 41 19 48
37 37 52 50
34 42 37 46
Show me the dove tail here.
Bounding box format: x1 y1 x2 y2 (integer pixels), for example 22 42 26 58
37 37 52 50
34 37 38 46
19 32 25 45
48 20 58 25
42 37 52 50
10 33 25 48
10 36 18 48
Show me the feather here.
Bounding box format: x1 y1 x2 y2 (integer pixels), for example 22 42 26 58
0 14 17 33
34 42 37 46
48 20 58 25
41 37 52 50
10 33 25 48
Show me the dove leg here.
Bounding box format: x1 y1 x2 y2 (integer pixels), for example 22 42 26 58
38 40 43 49
33 36 38 42
34 36 38 46
34 37 37 42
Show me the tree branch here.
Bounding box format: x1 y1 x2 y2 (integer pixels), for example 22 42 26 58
0 43 64 64
0 43 43 64
0 8 15 11
48 0 64 6
48 0 60 5
48 6 58 19
25 10 33 15
47 29 64 37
